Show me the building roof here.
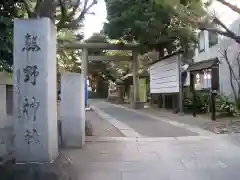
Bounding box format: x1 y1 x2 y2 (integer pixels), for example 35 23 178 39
187 57 219 72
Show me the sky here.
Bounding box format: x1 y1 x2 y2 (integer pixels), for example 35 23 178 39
83 0 107 39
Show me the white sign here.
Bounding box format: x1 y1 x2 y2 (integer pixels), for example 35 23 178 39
150 55 180 93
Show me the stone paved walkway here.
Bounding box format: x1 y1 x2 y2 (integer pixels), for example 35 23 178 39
121 103 240 134
86 110 123 137
89 100 213 137
62 134 240 180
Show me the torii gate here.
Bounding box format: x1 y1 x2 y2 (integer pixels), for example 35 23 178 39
59 42 141 109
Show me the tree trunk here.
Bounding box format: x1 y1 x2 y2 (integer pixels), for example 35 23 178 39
157 48 165 59
38 0 56 20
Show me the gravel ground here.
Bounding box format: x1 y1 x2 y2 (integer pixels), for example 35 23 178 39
86 110 123 137
204 120 240 134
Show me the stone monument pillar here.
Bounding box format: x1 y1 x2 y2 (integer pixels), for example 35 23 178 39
13 18 58 162
60 72 84 147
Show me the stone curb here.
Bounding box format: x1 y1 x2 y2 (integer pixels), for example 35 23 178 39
85 134 236 143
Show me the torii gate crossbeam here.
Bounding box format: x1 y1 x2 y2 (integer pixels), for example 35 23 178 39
60 42 141 109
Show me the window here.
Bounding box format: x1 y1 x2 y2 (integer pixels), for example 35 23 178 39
198 31 205 53
209 32 218 47
194 70 212 90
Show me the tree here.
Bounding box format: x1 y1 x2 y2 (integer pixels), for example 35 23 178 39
0 0 26 72
57 29 82 72
20 0 98 30
218 45 240 113
20 0 99 72
167 0 240 44
103 0 204 57
86 33 131 81
201 0 240 44
0 0 99 72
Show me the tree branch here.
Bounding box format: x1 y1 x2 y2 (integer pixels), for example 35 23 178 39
58 0 98 29
236 52 240 102
213 16 239 39
34 0 42 15
22 0 34 18
199 15 240 44
67 0 81 18
76 0 98 22
57 0 67 27
199 25 235 39
216 0 240 15
219 48 238 102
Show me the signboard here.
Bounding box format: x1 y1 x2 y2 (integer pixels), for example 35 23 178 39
150 55 180 93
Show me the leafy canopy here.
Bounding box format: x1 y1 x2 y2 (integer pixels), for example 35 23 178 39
0 0 99 72
104 0 205 57
0 0 26 72
86 33 132 81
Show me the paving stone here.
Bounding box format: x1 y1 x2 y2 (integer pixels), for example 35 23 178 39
60 100 240 180
78 171 122 180
122 171 169 180
169 169 211 180
82 142 139 153
86 110 123 137
181 157 227 169
210 167 240 180
90 100 198 137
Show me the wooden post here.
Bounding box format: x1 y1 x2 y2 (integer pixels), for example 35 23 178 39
211 91 216 121
178 54 183 115
132 51 140 109
190 72 196 117
162 94 166 108
211 64 219 121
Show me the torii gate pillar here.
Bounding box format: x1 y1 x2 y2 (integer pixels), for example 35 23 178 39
132 51 140 109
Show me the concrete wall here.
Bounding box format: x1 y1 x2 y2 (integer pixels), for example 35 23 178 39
0 72 14 162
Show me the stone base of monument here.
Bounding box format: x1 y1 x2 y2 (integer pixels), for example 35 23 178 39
0 153 78 180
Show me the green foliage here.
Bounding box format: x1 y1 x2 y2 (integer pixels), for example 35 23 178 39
86 33 131 81
218 96 240 117
104 0 204 56
0 1 26 72
183 94 208 113
184 91 240 117
0 0 96 72
57 29 82 72
19 0 98 31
